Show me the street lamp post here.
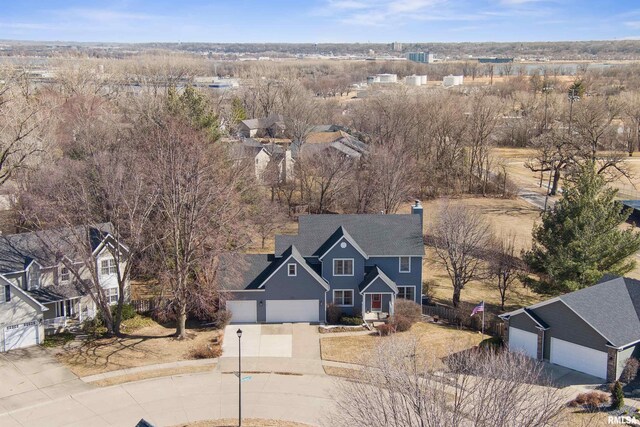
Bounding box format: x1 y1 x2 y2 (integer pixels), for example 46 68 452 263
237 328 243 427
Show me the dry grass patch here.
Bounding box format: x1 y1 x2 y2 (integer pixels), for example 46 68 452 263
92 364 216 387
320 322 484 367
55 321 223 377
323 366 363 379
172 419 312 427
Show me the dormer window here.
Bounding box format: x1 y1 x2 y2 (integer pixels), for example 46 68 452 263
399 256 411 273
288 263 297 276
101 258 117 276
60 267 70 283
28 267 40 290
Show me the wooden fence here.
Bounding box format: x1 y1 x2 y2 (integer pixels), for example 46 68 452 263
422 304 505 337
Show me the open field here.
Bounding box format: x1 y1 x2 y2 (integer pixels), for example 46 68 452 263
54 320 222 377
320 322 484 368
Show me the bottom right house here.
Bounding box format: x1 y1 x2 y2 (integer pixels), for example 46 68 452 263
500 276 640 382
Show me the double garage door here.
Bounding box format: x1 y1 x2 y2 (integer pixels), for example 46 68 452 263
3 321 38 352
227 299 319 323
508 326 607 379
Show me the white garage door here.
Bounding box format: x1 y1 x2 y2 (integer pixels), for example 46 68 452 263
508 327 538 359
550 338 608 379
266 300 319 323
4 321 38 352
227 300 257 323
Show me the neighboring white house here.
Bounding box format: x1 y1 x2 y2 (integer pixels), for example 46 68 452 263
0 276 47 352
0 223 129 351
231 139 294 184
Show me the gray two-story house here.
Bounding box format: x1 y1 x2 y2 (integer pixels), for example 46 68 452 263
220 202 424 324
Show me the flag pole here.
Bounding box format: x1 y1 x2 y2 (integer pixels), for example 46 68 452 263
481 302 485 337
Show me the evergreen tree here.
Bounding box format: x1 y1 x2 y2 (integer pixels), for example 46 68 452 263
611 380 624 410
524 162 640 293
167 85 220 141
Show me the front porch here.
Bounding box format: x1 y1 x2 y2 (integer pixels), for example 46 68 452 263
43 297 87 333
361 292 395 322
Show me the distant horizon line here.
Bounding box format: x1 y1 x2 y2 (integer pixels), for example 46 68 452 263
2 38 639 46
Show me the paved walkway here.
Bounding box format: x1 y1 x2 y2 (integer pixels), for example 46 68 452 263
0 370 339 427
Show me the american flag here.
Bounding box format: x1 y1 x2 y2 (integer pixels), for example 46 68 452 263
471 301 484 317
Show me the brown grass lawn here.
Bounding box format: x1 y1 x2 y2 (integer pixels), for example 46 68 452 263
55 320 223 377
93 364 216 387
320 322 484 368
172 420 312 427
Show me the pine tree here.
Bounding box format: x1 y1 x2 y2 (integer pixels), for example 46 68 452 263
524 162 640 293
167 85 220 141
611 380 624 410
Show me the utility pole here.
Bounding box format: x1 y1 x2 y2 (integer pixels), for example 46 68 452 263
543 85 553 132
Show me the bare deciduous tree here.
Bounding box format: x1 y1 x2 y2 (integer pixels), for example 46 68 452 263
327 336 565 427
427 202 493 307
489 232 523 310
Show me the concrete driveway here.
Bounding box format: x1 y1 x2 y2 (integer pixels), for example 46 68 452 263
542 362 604 388
219 324 323 375
0 346 92 413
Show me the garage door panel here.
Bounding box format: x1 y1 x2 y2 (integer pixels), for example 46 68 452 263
227 300 257 323
4 322 38 352
266 300 319 323
550 338 607 379
508 327 538 359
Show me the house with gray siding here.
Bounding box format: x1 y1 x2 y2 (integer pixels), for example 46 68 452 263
220 202 424 324
500 276 640 382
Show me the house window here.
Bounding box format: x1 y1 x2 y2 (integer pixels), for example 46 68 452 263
288 263 297 276
101 259 117 276
334 290 354 307
4 285 10 302
333 259 354 276
29 269 40 290
60 267 70 283
399 257 411 273
397 286 416 301
105 288 119 305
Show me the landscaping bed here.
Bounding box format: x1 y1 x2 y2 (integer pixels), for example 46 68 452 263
318 325 368 334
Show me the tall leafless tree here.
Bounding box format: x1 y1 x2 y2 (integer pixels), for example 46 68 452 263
427 202 493 307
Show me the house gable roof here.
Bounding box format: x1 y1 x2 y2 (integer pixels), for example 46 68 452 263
316 226 368 260
359 266 398 294
502 276 640 348
0 223 115 274
258 245 329 291
0 274 48 311
275 214 423 257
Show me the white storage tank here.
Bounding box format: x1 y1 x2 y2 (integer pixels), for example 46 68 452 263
443 75 464 87
405 75 421 86
420 75 428 85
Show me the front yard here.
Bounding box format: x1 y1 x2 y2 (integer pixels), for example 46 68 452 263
320 321 485 368
52 317 223 377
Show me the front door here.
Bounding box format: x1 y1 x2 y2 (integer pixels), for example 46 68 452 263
372 294 382 311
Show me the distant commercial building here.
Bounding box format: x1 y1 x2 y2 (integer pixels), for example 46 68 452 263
405 75 428 86
443 75 464 87
367 74 398 84
392 42 403 52
478 57 514 64
407 52 433 64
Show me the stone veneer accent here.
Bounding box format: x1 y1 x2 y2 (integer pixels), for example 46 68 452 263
536 329 545 361
606 347 618 383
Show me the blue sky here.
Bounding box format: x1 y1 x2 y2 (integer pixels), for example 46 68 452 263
1 0 640 43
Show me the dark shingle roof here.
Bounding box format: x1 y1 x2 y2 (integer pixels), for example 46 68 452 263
558 276 640 348
28 283 87 304
0 223 113 274
275 214 423 257
219 245 329 291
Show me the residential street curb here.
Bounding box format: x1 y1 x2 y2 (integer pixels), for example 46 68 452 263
79 358 218 383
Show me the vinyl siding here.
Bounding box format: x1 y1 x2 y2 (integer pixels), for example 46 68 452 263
617 345 638 379
323 240 365 315
509 312 539 334
229 256 327 323
367 256 422 304
532 301 609 359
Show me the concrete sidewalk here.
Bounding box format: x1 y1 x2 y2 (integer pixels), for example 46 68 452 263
0 370 338 427
80 358 218 383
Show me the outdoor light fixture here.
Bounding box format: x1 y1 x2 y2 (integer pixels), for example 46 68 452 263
237 328 243 427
